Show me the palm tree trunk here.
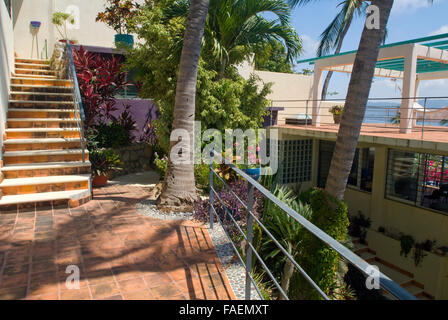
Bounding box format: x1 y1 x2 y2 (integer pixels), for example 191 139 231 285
325 0 394 200
321 19 352 100
158 0 210 206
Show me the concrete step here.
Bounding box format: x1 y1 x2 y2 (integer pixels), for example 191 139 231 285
0 174 90 196
10 91 73 102
353 242 369 253
5 127 80 139
401 283 424 296
15 68 57 76
15 62 51 70
13 73 57 79
373 261 413 286
8 108 75 119
1 161 91 179
7 118 78 129
9 100 74 109
2 149 87 165
15 58 49 65
10 84 72 94
11 77 72 87
4 137 82 151
359 251 376 262
0 189 90 208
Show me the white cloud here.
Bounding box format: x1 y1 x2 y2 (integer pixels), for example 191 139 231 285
392 0 438 14
429 25 448 36
300 34 319 59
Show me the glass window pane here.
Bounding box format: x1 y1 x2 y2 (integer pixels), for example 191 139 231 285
386 149 419 202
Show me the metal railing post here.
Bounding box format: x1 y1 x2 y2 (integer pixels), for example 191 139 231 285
209 151 214 229
305 100 309 129
245 183 254 300
422 97 428 140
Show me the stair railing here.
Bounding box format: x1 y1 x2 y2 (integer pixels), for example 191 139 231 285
65 42 86 163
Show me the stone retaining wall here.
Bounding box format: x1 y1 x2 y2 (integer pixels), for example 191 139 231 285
110 143 153 178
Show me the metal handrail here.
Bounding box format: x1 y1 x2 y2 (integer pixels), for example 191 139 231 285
65 42 87 163
209 150 417 300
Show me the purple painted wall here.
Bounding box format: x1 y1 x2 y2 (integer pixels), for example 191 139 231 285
112 99 158 140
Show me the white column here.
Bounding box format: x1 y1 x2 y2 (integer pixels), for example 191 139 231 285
312 65 323 127
400 46 418 133
412 79 421 127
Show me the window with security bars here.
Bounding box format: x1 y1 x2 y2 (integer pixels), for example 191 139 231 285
386 149 448 213
277 139 312 184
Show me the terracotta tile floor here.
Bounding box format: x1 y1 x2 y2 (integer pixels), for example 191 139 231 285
0 184 235 300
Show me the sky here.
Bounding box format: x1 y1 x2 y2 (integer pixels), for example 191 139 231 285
289 0 448 99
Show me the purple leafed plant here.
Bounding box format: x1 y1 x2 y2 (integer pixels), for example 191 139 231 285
72 46 128 126
194 179 264 231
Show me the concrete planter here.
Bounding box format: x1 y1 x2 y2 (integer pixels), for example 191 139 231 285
367 229 448 299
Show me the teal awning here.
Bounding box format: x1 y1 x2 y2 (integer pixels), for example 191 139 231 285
298 33 448 74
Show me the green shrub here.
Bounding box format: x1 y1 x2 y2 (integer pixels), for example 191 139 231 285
153 152 168 179
94 122 130 148
289 188 349 300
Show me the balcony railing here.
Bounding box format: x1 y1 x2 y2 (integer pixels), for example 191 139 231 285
272 96 448 140
208 150 417 300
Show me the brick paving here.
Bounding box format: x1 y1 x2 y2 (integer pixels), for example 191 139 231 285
0 184 235 300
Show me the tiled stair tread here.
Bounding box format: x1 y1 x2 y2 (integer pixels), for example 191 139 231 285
10 91 72 96
13 74 57 79
353 242 368 252
15 63 50 68
2 161 90 171
359 251 376 261
8 118 77 122
16 58 49 63
402 284 424 295
374 261 412 285
6 128 78 132
0 189 90 206
416 293 432 300
9 100 74 104
4 138 81 144
4 149 87 157
11 77 71 82
15 68 56 72
0 174 90 187
10 84 71 90
8 108 75 113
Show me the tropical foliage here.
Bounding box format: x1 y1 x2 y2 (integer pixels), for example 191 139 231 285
254 40 296 73
72 46 128 127
96 0 145 34
125 0 273 153
163 0 301 78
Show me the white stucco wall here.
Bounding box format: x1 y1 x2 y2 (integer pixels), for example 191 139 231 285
12 0 135 59
1 0 14 161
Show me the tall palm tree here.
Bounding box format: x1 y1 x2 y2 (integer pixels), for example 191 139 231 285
317 0 368 100
158 0 210 206
164 0 301 79
289 0 394 200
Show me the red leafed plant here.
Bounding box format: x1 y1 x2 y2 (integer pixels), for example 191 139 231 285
72 46 128 126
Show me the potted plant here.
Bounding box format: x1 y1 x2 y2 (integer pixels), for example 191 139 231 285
96 0 141 48
51 12 75 43
329 105 344 124
89 148 124 186
244 145 261 181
